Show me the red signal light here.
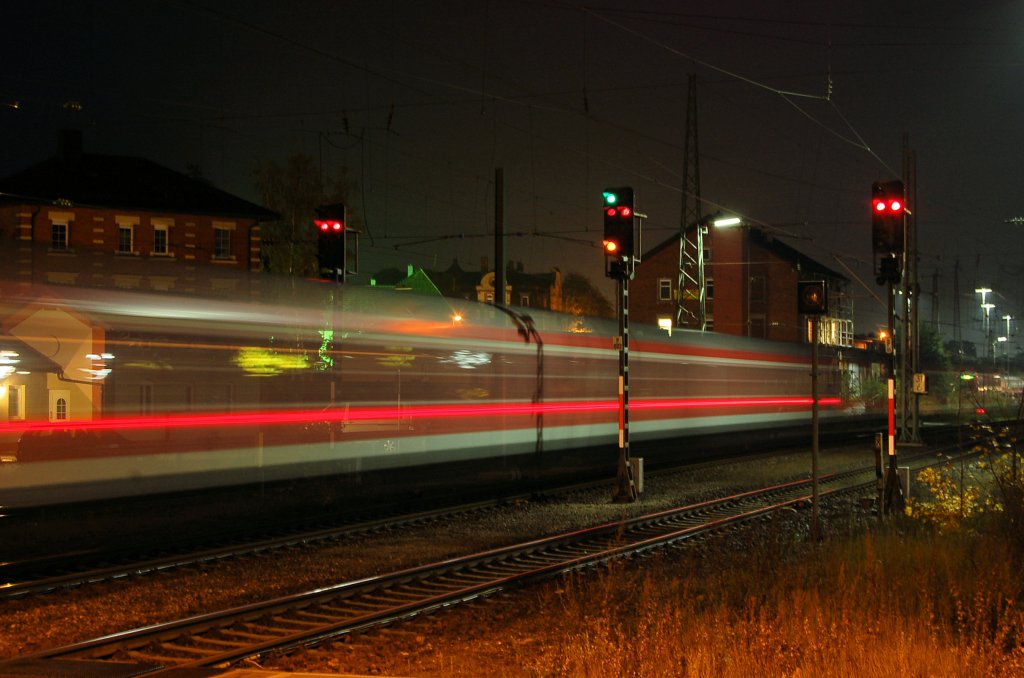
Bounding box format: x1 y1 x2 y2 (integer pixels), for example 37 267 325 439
619 206 632 218
889 200 902 213
873 200 886 213
316 220 344 232
605 207 617 218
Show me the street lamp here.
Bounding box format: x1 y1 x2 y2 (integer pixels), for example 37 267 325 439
712 216 742 228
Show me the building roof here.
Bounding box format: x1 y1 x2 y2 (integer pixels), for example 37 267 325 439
0 130 277 220
643 224 848 282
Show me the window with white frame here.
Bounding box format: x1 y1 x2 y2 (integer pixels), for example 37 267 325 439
51 221 69 250
117 225 133 253
152 219 172 255
214 226 232 258
658 278 672 301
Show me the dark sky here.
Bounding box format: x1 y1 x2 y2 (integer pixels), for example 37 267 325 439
3 1 1023 349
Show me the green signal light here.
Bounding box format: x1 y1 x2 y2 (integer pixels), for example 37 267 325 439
603 191 617 205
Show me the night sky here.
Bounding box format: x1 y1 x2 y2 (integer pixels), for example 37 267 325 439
3 1 1023 349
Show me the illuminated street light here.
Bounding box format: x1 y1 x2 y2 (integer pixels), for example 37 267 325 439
712 216 742 228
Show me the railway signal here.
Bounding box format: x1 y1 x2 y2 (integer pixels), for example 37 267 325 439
602 187 635 278
871 180 905 255
797 280 828 315
315 203 347 282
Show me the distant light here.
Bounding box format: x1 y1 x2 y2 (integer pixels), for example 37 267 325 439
873 200 886 212
889 199 902 212
713 217 742 227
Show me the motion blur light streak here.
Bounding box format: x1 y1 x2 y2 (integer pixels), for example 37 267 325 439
2 396 842 435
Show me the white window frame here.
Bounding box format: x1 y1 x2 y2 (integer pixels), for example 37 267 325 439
213 221 236 260
152 218 172 256
657 278 672 301
117 224 134 254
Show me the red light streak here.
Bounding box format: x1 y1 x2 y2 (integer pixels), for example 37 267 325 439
3 396 843 435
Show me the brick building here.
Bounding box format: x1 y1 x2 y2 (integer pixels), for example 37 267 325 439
631 224 853 346
0 130 277 295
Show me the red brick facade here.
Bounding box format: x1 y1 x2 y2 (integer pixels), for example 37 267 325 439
631 225 850 345
1 203 262 294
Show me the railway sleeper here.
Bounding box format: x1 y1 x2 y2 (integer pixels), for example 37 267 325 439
158 641 219 657
215 628 279 642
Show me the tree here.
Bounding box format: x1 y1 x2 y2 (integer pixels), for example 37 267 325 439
562 272 613 319
254 153 359 277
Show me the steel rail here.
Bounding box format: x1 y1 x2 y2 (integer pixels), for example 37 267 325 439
5 466 884 673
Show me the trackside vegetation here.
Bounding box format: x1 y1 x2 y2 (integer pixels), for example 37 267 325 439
524 423 1024 677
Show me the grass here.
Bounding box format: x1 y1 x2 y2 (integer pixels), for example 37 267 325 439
522 520 1024 677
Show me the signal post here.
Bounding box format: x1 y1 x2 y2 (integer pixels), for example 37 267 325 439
602 187 640 503
871 181 906 516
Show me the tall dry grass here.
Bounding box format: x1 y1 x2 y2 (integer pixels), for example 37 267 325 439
525 527 1024 677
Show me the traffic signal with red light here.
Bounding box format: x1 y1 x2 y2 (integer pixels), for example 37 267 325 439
316 203 347 280
871 180 905 254
602 187 634 278
797 280 828 315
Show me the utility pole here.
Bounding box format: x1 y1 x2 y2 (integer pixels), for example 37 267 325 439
871 180 906 516
677 74 706 330
899 134 921 443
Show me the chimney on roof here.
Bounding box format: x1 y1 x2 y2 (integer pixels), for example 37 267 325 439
58 129 83 162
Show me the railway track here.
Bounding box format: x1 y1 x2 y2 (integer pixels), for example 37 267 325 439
1 449 952 676
0 444 825 600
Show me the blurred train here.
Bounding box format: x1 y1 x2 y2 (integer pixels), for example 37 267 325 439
0 276 862 511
